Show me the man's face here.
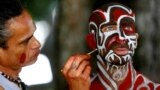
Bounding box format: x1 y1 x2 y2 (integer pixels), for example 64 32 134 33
89 4 138 65
99 20 137 65
0 10 41 69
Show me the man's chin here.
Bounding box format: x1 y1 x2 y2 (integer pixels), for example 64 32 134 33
22 58 38 67
109 60 129 66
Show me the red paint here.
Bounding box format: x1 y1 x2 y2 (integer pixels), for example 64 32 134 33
156 85 160 90
89 10 106 27
20 53 26 64
111 8 134 21
86 33 97 49
90 77 106 90
133 76 144 90
119 64 132 90
148 83 154 90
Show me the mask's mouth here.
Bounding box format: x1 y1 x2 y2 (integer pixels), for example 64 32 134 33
113 47 129 56
102 45 131 66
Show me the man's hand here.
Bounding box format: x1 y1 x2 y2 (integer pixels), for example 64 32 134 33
61 54 91 90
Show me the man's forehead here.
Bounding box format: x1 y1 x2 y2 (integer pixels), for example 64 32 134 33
89 4 135 26
7 10 35 30
13 11 33 26
109 7 133 20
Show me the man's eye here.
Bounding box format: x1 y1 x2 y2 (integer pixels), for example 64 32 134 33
23 39 29 44
23 38 31 44
102 26 114 32
124 26 133 31
122 25 135 35
107 26 114 31
101 27 108 32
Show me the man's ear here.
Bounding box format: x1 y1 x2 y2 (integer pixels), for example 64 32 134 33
135 33 139 39
0 48 4 60
0 48 3 53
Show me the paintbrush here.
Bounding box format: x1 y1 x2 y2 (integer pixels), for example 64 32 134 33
87 49 98 55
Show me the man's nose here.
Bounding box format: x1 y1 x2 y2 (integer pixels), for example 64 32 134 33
31 37 41 49
116 36 128 44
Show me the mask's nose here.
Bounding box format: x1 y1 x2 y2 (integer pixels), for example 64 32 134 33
115 35 128 45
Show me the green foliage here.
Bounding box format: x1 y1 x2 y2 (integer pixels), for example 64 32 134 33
21 0 57 20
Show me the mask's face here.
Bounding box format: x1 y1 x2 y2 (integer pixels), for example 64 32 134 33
89 4 138 65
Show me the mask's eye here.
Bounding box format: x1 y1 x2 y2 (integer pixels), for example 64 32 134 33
122 24 135 35
101 25 117 32
124 26 133 31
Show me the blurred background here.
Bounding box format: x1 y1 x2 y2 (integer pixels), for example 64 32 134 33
19 0 160 90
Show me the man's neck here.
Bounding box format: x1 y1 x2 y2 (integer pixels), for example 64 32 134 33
0 65 21 79
96 56 134 89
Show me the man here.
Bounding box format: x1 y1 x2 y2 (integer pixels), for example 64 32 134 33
62 3 160 90
0 0 41 90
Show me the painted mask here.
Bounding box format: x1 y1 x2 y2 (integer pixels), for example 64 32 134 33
87 3 138 65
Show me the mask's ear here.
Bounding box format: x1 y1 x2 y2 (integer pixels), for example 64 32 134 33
86 33 96 49
135 33 139 39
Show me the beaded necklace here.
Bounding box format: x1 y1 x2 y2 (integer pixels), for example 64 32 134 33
0 72 28 90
